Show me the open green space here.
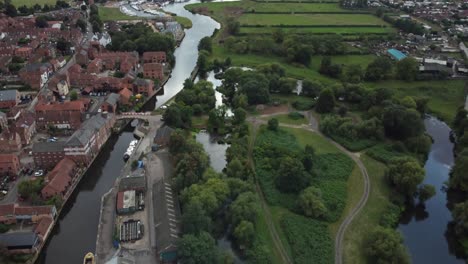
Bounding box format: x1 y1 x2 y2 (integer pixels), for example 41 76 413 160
366 80 466 123
343 155 391 264
175 16 193 29
263 113 308 126
253 126 356 263
11 0 56 7
239 14 388 26
98 7 143 21
240 26 392 34
245 2 347 12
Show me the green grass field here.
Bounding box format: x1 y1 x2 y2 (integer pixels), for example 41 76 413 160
99 7 142 21
343 155 391 264
240 26 393 34
245 2 347 12
264 114 308 126
239 14 389 26
175 16 192 29
12 0 56 7
365 80 466 123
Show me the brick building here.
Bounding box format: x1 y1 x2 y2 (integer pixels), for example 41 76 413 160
0 89 20 108
12 111 36 145
64 113 115 165
0 129 22 153
100 93 120 113
143 63 164 81
32 141 65 169
18 63 53 89
35 100 88 130
0 154 20 176
133 78 154 96
142 51 166 63
41 158 77 199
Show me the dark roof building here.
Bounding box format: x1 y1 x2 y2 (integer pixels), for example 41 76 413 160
119 175 146 192
0 232 39 251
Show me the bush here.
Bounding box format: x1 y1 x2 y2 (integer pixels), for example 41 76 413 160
281 212 333 264
292 100 315 110
288 111 305 120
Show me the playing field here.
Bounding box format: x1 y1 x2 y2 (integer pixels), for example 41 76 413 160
11 0 57 7
239 14 389 26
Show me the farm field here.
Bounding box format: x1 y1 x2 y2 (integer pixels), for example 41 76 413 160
365 80 465 123
11 0 56 7
98 7 142 21
240 26 393 34
238 14 389 26
244 2 350 12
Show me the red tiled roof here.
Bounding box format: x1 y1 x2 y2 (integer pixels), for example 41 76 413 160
34 216 53 236
35 100 85 112
47 158 76 182
42 172 71 198
0 204 15 216
0 154 18 164
116 191 124 210
15 205 53 216
119 88 133 99
142 51 166 60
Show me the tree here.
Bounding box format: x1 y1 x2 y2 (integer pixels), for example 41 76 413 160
197 52 209 77
56 38 71 54
315 88 335 113
5 3 17 17
267 118 278 131
366 227 410 264
382 105 423 140
233 220 255 249
207 107 227 134
387 158 425 197
418 184 436 203
92 21 101 33
238 73 270 105
35 16 48 28
226 17 240 35
232 108 246 125
396 57 418 81
452 201 468 237
182 200 212 234
400 96 416 109
121 40 137 51
76 18 87 32
449 150 468 191
69 90 78 101
276 156 309 193
198 37 212 53
342 64 363 83
226 158 246 180
178 232 219 264
298 187 327 219
301 80 322 97
228 192 259 226
365 57 393 81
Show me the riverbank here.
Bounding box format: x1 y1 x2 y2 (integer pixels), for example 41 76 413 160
95 115 163 264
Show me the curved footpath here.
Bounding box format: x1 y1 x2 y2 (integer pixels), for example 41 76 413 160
248 111 371 264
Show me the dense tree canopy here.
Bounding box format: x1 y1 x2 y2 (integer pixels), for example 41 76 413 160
275 156 309 193
315 88 336 113
298 186 327 219
178 232 219 264
382 105 424 140
366 227 410 264
387 158 425 197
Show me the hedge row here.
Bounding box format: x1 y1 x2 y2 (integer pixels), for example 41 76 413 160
241 24 388 28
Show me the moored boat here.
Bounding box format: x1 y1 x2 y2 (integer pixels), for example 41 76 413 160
83 252 95 264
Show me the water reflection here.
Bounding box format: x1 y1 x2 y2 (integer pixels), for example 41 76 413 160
398 117 463 264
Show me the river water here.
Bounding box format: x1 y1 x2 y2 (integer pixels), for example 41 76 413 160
398 117 464 263
154 0 220 108
37 130 135 264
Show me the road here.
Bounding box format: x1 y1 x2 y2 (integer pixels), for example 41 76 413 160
248 110 371 264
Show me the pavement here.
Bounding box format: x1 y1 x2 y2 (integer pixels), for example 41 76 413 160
96 115 163 264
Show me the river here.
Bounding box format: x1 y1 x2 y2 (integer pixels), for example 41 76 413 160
398 117 464 263
154 0 220 108
37 129 135 264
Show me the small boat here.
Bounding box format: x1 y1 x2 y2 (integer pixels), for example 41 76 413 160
83 252 95 264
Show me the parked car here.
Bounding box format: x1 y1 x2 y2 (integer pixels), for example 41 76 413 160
34 170 44 177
